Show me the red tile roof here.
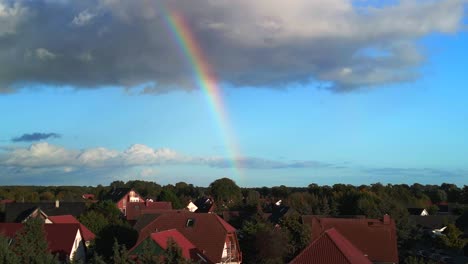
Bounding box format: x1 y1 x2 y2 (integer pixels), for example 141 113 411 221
146 202 173 210
136 212 239 264
82 194 95 200
47 215 96 242
0 223 22 237
44 224 81 259
290 228 372 264
126 202 173 221
0 223 81 260
302 215 398 263
150 229 196 259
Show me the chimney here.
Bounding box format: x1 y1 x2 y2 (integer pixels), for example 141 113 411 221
55 200 60 208
383 214 390 224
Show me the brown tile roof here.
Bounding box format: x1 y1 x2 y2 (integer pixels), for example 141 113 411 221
290 228 372 264
150 229 197 260
136 212 237 264
47 215 96 242
126 202 173 221
302 215 398 263
0 223 81 260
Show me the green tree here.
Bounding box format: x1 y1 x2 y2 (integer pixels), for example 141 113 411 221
271 185 290 200
240 218 289 264
11 218 56 264
158 189 182 209
112 240 135 264
209 178 242 206
0 234 19 264
439 224 467 251
280 214 310 261
163 238 185 264
78 210 109 235
404 256 437 264
427 204 439 215
39 191 55 201
95 225 138 260
136 240 161 264
88 254 107 264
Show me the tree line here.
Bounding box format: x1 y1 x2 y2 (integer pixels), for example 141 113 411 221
1 179 467 263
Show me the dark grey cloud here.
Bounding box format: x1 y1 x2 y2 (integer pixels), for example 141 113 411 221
206 157 334 169
0 0 465 93
11 132 61 142
364 167 466 178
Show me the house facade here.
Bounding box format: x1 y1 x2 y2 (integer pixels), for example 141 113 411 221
104 188 144 215
134 212 242 264
302 215 399 264
0 223 86 263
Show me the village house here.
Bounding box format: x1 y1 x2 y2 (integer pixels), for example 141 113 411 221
3 200 86 223
290 228 373 264
103 188 144 215
134 212 242 264
46 214 95 247
0 223 87 262
125 200 173 223
302 215 399 264
407 207 429 216
130 229 208 263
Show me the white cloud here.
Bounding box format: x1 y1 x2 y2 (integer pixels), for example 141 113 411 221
35 48 57 60
77 52 93 62
72 9 96 26
2 142 77 167
0 142 332 171
0 0 465 92
0 1 28 36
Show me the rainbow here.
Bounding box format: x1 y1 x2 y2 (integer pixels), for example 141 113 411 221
161 6 244 180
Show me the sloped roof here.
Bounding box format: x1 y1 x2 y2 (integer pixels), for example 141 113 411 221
194 197 215 213
302 215 398 263
0 223 23 237
47 215 96 241
4 202 86 222
103 188 132 202
44 224 81 259
0 223 81 260
136 212 237 263
126 202 173 221
133 214 163 231
407 208 426 215
409 215 459 229
290 228 372 264
82 194 95 200
150 229 196 259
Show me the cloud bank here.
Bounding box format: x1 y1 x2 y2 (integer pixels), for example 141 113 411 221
0 142 330 171
11 132 61 142
0 0 465 93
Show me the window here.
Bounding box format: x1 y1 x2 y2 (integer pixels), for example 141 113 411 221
186 218 195 227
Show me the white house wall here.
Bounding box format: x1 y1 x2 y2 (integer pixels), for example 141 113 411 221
69 229 86 262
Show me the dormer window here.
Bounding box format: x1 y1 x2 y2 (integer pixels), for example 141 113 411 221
186 218 195 227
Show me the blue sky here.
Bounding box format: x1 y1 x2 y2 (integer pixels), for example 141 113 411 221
0 0 467 187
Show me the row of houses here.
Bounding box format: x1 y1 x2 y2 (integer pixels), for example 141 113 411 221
0 188 401 263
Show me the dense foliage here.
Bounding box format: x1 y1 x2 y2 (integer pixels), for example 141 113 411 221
1 180 467 263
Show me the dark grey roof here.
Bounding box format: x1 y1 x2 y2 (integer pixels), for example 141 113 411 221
409 215 459 229
103 188 132 202
407 208 426 215
4 202 87 223
193 197 215 213
133 213 162 232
